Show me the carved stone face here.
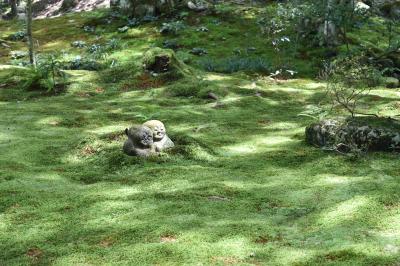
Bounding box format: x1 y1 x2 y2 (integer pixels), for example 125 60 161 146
143 120 166 141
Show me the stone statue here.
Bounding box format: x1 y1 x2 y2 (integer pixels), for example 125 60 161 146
143 120 174 152
122 120 174 156
123 125 156 157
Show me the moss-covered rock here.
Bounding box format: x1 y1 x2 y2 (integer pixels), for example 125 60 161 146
306 118 400 152
384 77 399 88
142 47 193 79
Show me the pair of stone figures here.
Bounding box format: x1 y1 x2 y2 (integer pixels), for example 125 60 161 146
123 120 174 157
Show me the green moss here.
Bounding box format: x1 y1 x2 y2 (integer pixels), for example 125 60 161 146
1 5 400 266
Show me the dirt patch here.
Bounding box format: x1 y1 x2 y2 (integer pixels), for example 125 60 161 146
81 145 98 156
211 256 241 265
254 235 269 244
207 195 229 201
160 234 177 243
99 237 115 248
26 247 43 260
135 73 165 90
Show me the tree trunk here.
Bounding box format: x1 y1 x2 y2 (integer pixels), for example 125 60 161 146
10 0 18 18
26 0 36 67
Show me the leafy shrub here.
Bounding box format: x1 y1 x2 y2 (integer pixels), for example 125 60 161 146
10 59 30 67
142 15 158 22
21 54 67 92
196 26 209 32
88 44 102 54
118 26 129 33
160 21 185 35
199 57 271 74
83 25 96 33
190 48 208 56
163 39 180 50
71 41 87 48
106 38 121 50
7 31 26 41
86 39 121 59
127 18 140 27
67 56 104 71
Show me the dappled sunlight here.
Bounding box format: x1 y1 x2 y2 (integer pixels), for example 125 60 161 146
302 81 326 89
313 174 367 186
88 124 126 135
273 247 313 265
86 185 142 199
222 135 297 155
369 89 400 99
0 214 7 231
212 237 250 257
204 73 235 81
0 131 15 143
319 196 370 226
36 116 62 126
1 2 400 264
373 213 400 244
41 40 69 50
0 65 26 70
263 86 316 96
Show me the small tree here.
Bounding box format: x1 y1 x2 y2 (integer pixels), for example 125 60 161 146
10 0 18 18
323 55 382 117
26 0 36 67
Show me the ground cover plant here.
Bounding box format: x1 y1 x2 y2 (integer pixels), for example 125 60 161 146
1 1 400 265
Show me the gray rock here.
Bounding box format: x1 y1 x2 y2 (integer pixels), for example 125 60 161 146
187 0 209 11
306 119 400 152
123 125 156 156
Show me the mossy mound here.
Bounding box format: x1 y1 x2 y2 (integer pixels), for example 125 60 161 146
142 47 194 80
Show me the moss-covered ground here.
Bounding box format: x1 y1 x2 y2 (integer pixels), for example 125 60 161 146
1 3 400 265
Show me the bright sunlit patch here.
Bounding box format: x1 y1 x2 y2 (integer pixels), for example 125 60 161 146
204 74 233 81
0 65 26 70
303 82 325 89
88 125 126 135
36 116 62 126
268 122 299 130
222 135 296 155
320 196 369 225
0 214 7 231
91 186 141 199
213 237 250 257
263 86 316 96
42 41 67 49
373 213 400 242
274 248 313 265
0 131 14 144
314 174 367 185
